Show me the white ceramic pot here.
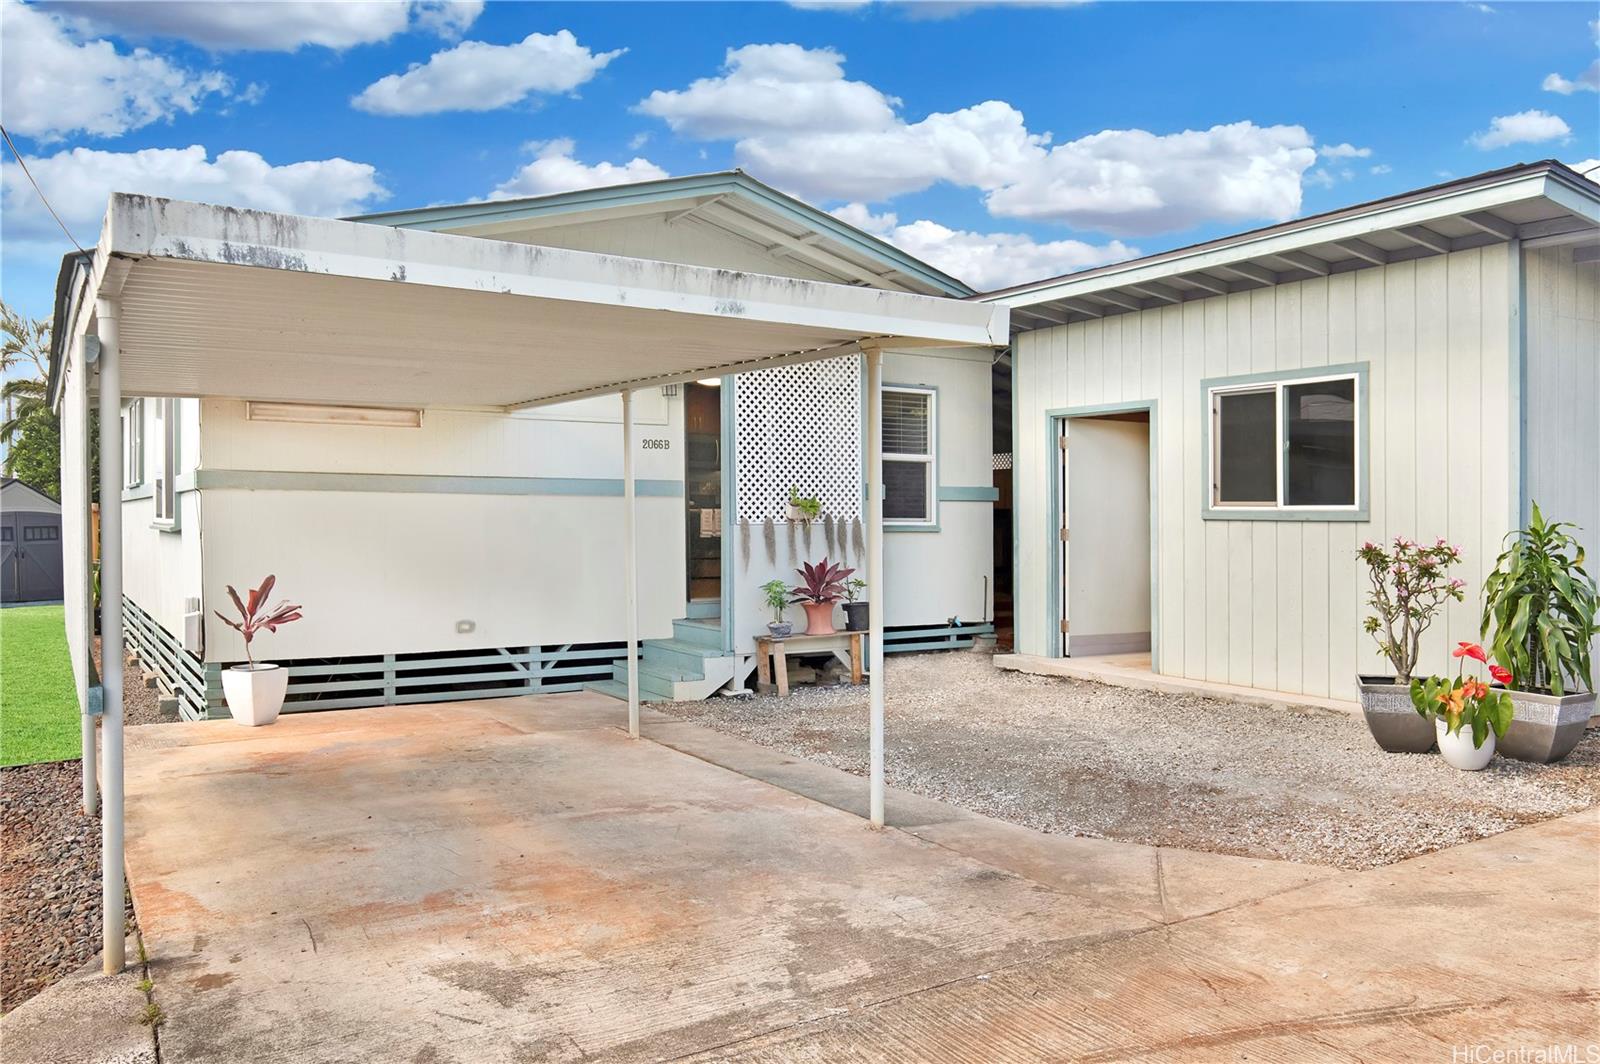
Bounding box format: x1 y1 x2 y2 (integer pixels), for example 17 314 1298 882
1435 717 1495 771
221 663 288 727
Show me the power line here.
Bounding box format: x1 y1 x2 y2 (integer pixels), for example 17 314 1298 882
0 122 87 255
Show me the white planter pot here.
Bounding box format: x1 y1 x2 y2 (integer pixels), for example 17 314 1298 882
222 664 288 727
1435 717 1495 771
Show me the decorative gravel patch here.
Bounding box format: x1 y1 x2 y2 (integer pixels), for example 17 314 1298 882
658 650 1600 869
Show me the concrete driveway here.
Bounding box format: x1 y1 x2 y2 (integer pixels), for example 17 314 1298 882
40 693 1600 1061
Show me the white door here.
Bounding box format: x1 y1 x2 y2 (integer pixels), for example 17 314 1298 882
1057 421 1069 656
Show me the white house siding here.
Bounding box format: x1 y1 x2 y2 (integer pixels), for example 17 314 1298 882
1013 245 1517 701
194 394 683 662
1523 240 1600 670
121 397 203 643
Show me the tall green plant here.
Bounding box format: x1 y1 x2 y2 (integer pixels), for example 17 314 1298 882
1481 503 1598 696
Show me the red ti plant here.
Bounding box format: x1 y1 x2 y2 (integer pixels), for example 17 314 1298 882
790 558 855 605
213 575 303 668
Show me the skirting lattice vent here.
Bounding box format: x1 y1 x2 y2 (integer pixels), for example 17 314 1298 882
735 360 863 523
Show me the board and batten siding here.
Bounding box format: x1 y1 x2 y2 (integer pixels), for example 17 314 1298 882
1013 245 1518 702
1523 240 1600 672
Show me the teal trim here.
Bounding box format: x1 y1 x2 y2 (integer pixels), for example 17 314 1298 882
121 484 153 502
937 486 1000 502
1044 401 1160 666
352 171 973 297
887 524 941 533
1198 361 1370 523
1009 344 1019 651
719 375 736 654
191 469 684 497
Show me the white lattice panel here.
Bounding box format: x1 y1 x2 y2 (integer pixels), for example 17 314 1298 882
735 359 862 523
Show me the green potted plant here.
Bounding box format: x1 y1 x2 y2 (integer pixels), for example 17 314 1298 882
1409 642 1514 771
1480 503 1598 763
761 579 792 639
790 558 854 635
843 577 869 632
787 488 822 523
1356 536 1465 752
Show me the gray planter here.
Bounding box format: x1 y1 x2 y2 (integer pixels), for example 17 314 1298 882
1356 676 1436 753
1497 688 1595 764
843 602 869 632
767 621 793 639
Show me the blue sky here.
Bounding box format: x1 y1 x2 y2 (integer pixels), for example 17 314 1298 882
2 0 1596 331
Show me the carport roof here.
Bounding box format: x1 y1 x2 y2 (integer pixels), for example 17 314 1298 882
50 193 1006 410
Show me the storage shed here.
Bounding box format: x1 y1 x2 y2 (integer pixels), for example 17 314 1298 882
1 477 64 603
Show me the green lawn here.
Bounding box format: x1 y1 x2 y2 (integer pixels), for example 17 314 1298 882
0 605 82 767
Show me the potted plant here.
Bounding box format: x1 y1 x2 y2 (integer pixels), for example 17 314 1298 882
1356 537 1466 752
843 577 869 632
213 575 303 727
1409 642 1514 771
761 579 793 639
790 558 854 636
1480 504 1599 763
787 488 823 524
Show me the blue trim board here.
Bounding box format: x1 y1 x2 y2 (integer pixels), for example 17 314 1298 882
1044 401 1160 667
937 485 1000 502
191 469 684 497
1198 361 1370 522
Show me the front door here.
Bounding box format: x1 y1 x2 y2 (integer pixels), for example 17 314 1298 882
684 382 723 605
1057 420 1069 656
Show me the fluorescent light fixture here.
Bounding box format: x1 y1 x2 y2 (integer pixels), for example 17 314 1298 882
246 402 423 428
695 378 723 387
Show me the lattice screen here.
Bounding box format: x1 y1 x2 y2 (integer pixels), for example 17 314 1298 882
735 360 863 523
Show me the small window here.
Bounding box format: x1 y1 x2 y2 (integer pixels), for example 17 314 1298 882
23 526 59 542
123 398 144 489
0 527 12 542
1208 370 1361 515
152 398 178 528
883 386 936 525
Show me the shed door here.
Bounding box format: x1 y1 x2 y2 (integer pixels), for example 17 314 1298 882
13 514 64 602
0 515 16 603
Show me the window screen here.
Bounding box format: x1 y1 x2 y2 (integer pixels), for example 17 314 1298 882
882 388 934 524
1215 390 1277 504
1284 378 1356 506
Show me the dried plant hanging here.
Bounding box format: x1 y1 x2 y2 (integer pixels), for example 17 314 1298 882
851 518 866 559
786 521 797 565
836 516 851 563
823 515 837 558
801 519 814 554
762 519 777 566
739 519 751 571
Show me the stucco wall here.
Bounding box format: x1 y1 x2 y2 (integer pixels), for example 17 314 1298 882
1014 245 1519 700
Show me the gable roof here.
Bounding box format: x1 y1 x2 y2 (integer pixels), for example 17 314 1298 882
981 160 1600 331
350 170 973 298
1 477 61 513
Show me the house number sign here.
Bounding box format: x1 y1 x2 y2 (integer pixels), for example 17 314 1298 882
642 438 671 450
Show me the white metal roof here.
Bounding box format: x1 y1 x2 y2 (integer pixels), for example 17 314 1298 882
982 161 1600 331
59 194 1005 410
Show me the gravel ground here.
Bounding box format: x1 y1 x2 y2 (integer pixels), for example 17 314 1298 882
658 650 1600 869
0 642 163 1013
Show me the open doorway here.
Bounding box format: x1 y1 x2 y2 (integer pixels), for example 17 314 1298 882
684 381 723 606
1057 408 1152 660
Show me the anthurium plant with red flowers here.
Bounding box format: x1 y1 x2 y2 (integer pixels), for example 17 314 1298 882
1359 537 1466 683
1409 642 1514 750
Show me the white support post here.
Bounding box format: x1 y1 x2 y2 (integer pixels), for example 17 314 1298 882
96 299 126 974
865 348 886 829
621 390 640 739
76 339 98 818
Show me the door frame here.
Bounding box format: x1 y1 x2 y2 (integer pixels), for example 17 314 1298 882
1044 400 1160 662
718 374 737 653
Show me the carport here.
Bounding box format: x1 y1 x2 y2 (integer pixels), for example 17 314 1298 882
49 192 1008 973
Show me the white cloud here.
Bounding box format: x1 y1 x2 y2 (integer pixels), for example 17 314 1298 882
1319 142 1372 159
0 0 230 140
1542 60 1599 95
1569 158 1600 184
638 44 1317 237
45 0 483 51
636 44 897 138
489 140 668 199
833 203 1135 290
353 30 622 115
628 132 652 151
1 145 388 248
1464 3 1495 13
1468 109 1572 150
1370 163 1393 175
791 0 1087 16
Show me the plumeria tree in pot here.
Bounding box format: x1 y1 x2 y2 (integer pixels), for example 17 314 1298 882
1409 642 1514 771
214 575 302 727
1355 536 1465 752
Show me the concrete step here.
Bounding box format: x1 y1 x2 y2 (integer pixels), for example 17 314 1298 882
583 679 671 703
643 638 725 673
610 661 694 699
671 617 723 650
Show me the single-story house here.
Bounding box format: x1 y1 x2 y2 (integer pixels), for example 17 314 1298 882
1 477 64 603
987 160 1599 703
71 172 1002 720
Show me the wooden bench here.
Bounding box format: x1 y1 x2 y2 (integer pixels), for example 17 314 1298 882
754 630 866 696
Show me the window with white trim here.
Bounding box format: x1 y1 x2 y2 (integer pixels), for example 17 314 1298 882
1209 372 1359 512
883 386 936 525
152 398 177 527
123 399 144 489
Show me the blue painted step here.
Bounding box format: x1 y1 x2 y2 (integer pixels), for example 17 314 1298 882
584 678 669 703
671 617 723 650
